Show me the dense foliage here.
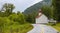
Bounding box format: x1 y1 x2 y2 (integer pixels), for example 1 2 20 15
52 0 60 21
0 3 33 33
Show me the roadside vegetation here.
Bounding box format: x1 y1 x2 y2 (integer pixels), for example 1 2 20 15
42 0 60 32
52 23 60 32
47 23 60 32
48 0 60 32
0 3 33 33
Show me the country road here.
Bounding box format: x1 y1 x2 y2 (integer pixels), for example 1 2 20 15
27 24 58 33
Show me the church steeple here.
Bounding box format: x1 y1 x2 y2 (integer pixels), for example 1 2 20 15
36 9 42 18
38 9 42 16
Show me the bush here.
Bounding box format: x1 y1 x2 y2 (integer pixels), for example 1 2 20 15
8 13 25 24
0 17 12 33
0 17 33 33
3 23 33 33
0 17 11 27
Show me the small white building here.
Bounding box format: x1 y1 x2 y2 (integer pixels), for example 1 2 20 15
49 18 57 23
36 9 49 24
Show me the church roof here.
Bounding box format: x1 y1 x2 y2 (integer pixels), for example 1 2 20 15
36 13 42 18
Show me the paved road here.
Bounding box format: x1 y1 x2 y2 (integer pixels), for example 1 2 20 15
27 24 58 33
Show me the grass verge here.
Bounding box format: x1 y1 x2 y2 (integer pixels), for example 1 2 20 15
47 23 60 32
3 23 33 33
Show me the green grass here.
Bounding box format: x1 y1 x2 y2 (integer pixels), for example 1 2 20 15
47 22 60 32
52 23 60 32
3 23 33 33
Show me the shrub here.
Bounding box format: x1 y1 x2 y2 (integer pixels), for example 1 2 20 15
8 13 25 24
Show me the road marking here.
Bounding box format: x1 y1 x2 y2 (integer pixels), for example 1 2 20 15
41 27 44 33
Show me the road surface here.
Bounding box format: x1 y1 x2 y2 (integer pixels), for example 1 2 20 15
27 24 58 33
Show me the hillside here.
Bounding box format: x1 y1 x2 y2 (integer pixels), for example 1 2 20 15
23 0 52 15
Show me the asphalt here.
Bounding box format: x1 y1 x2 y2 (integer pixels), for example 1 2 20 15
27 24 58 33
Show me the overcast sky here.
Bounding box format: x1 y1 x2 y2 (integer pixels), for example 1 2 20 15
0 0 42 12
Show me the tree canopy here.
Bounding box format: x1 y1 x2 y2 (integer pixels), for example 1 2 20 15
52 0 60 21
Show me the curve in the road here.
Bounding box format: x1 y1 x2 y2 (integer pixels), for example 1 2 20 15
27 24 58 33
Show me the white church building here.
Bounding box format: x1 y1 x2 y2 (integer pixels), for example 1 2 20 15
36 9 49 24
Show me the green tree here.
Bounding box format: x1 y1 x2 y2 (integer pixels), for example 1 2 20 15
17 13 25 24
17 11 21 15
25 13 37 23
0 11 4 17
2 3 15 16
41 6 53 19
52 0 60 21
9 13 25 24
25 14 33 23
